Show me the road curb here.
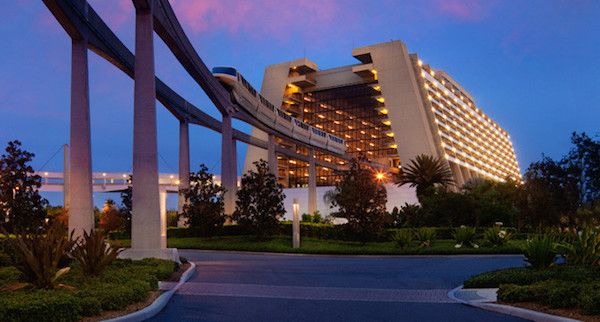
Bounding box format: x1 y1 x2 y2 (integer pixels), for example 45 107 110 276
448 285 580 322
103 261 196 322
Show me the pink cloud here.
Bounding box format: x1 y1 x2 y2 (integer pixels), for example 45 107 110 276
169 0 341 40
431 0 493 22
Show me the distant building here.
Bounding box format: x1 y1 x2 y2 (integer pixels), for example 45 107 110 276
245 40 521 188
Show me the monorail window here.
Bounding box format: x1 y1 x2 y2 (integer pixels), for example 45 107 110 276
212 67 237 76
276 109 291 121
312 128 326 137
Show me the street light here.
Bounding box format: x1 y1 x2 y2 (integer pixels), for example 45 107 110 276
375 172 386 182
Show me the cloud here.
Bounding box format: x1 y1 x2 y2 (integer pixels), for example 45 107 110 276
169 0 341 40
431 0 493 22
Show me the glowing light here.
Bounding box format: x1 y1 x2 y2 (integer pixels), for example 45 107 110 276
376 97 385 103
382 120 391 126
389 144 398 149
375 172 386 181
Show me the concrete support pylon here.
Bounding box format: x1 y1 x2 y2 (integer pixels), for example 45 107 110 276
267 134 277 176
222 114 237 216
63 144 70 211
124 2 177 262
68 38 94 238
177 120 190 226
308 149 317 214
449 162 465 190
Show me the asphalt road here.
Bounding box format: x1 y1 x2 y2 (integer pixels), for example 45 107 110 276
148 251 528 322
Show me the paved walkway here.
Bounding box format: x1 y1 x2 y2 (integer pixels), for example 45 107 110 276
149 251 528 322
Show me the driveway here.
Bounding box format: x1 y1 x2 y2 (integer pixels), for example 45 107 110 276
149 251 527 322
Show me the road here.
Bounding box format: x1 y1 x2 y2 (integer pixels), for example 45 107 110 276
149 251 527 322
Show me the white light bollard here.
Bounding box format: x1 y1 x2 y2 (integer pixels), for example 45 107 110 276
292 198 300 249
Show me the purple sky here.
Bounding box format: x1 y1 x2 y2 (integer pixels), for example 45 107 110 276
1 0 599 202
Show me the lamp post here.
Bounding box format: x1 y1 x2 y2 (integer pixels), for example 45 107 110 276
292 198 300 249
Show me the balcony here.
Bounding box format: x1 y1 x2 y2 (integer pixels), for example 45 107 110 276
289 73 316 88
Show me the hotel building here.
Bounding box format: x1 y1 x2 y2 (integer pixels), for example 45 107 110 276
244 40 521 189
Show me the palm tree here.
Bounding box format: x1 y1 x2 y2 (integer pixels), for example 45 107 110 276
394 154 454 201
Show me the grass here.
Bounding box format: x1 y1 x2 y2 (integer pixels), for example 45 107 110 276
111 236 526 255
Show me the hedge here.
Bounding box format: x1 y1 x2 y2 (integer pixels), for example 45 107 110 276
109 224 522 243
464 266 600 288
0 259 176 322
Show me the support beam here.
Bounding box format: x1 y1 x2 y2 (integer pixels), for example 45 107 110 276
222 114 236 215
449 162 465 190
130 2 163 251
268 134 277 176
68 38 94 238
308 148 317 214
177 120 190 215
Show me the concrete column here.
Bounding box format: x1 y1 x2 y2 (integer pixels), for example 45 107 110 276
308 149 317 214
131 3 162 250
63 144 70 210
460 166 472 185
68 38 94 238
177 120 190 215
222 114 236 215
159 190 167 248
267 134 277 176
449 162 465 190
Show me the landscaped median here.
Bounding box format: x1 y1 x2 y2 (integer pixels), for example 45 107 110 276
462 228 600 321
0 258 178 322
109 224 526 255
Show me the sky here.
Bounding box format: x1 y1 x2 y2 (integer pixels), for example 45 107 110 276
1 0 599 206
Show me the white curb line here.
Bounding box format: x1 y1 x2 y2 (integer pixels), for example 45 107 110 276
448 285 580 322
103 262 196 322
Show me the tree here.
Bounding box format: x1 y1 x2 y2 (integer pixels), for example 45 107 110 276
462 178 520 227
119 178 132 233
394 154 454 202
327 158 388 243
181 164 226 236
99 199 122 232
233 160 285 240
564 132 600 204
0 140 48 233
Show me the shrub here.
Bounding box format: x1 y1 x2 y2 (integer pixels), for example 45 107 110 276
8 221 75 289
498 280 581 309
0 291 83 322
70 230 122 276
233 160 285 240
558 227 600 266
301 214 312 222
464 266 600 288
579 283 600 315
453 226 478 248
414 227 437 247
483 227 513 247
0 251 12 267
524 235 556 270
393 229 413 249
181 164 226 236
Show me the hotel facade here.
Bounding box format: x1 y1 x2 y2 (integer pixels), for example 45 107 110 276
245 40 521 190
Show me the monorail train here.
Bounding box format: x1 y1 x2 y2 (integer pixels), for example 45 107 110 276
212 67 346 155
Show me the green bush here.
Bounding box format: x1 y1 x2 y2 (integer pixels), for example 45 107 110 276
579 284 600 315
453 226 478 248
558 227 600 266
483 227 513 247
414 227 437 247
524 235 556 269
464 266 600 288
0 258 175 321
0 266 21 287
392 229 413 249
0 251 12 267
498 280 581 309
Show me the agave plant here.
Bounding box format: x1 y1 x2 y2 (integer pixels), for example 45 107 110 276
524 235 556 270
71 229 122 276
453 226 478 248
392 229 414 250
414 227 437 248
558 228 600 266
483 227 513 247
7 221 75 289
